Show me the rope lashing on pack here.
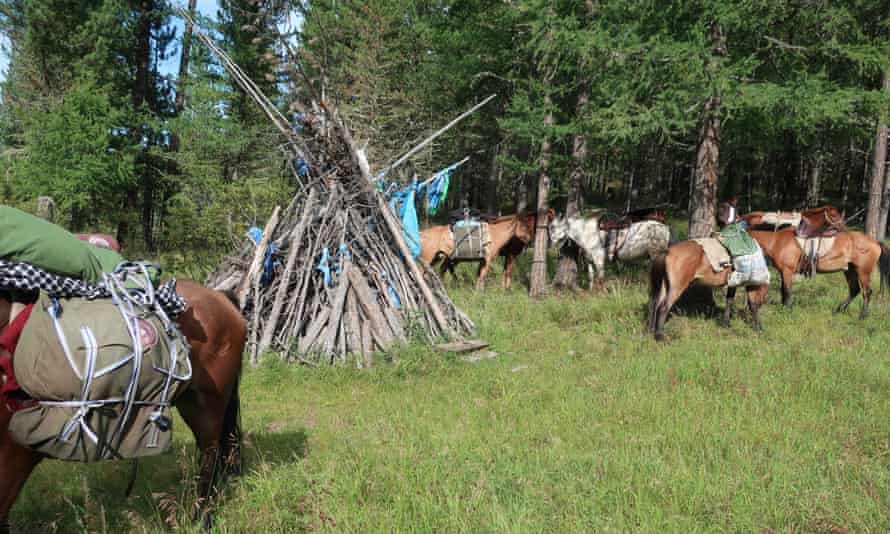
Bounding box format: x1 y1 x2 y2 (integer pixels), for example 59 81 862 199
39 262 191 456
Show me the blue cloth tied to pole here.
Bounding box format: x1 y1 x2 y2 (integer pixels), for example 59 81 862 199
246 226 279 286
388 182 422 259
316 247 331 286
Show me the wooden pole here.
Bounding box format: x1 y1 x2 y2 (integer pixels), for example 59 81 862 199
236 205 281 310
325 105 455 337
377 95 496 179
259 189 317 356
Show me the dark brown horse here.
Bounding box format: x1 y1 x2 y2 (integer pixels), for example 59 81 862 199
420 211 551 289
647 241 769 341
0 280 247 531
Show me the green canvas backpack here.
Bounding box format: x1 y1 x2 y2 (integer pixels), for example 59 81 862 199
9 292 190 462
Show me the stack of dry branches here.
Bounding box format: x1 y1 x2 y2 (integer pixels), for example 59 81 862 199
191 10 475 365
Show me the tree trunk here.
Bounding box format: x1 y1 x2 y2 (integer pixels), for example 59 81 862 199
487 142 500 214
806 154 822 207
133 0 152 109
516 174 529 213
529 92 554 297
554 89 588 289
873 67 890 240
175 0 197 114
688 22 726 239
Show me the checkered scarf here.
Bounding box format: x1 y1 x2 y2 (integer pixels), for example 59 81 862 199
0 260 187 317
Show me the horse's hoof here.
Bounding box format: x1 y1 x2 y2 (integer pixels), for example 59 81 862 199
654 332 667 343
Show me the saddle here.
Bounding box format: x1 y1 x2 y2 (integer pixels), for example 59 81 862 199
758 211 801 229
447 208 495 225
599 207 665 232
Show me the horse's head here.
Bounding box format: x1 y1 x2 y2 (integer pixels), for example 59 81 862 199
717 198 739 227
824 206 845 230
800 205 845 234
548 214 569 245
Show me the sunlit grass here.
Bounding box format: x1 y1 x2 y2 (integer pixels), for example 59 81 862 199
10 254 890 532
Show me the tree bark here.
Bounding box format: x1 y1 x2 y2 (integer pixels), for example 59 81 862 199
529 92 554 297
175 0 197 114
872 67 890 240
133 0 152 109
516 174 529 213
554 88 589 289
806 154 822 207
688 22 726 239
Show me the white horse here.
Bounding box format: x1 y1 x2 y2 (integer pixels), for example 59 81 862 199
549 213 671 289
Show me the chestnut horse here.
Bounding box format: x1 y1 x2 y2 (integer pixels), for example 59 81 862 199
738 204 845 233
716 200 890 315
420 212 542 290
647 241 769 341
746 227 890 316
0 280 247 531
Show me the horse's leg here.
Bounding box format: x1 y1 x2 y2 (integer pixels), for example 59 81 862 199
858 265 873 320
655 273 687 342
502 254 514 290
0 411 43 533
475 259 489 291
835 266 860 314
176 385 234 528
746 284 768 332
780 267 794 309
722 287 736 327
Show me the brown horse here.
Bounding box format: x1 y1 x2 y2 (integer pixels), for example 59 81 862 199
420 212 542 290
648 241 769 341
738 204 844 233
747 226 890 316
0 280 247 531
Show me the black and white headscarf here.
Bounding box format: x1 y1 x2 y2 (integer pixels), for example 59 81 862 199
0 260 187 317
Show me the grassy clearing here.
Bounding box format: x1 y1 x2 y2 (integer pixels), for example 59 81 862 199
10 257 890 533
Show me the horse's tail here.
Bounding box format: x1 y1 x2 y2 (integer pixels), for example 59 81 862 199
218 286 244 477
220 371 243 478
878 242 890 296
648 253 668 330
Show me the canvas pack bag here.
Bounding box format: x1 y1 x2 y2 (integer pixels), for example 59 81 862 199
9 288 190 462
727 244 771 288
451 220 489 260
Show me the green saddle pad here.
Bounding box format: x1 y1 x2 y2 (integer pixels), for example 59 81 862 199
718 223 758 257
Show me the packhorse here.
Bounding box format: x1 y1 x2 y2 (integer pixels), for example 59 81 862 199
724 201 890 316
0 280 247 531
549 210 670 290
420 211 548 290
648 203 769 341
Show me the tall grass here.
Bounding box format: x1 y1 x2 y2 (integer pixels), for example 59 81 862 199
10 257 890 532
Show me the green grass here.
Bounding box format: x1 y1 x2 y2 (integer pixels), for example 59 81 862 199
10 258 890 533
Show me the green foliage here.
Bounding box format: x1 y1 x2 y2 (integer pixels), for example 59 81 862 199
11 81 134 229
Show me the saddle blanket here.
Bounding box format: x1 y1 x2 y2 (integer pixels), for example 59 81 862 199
796 236 835 259
692 238 731 272
761 211 801 227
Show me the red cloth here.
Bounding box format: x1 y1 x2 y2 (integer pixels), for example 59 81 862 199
0 303 35 412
